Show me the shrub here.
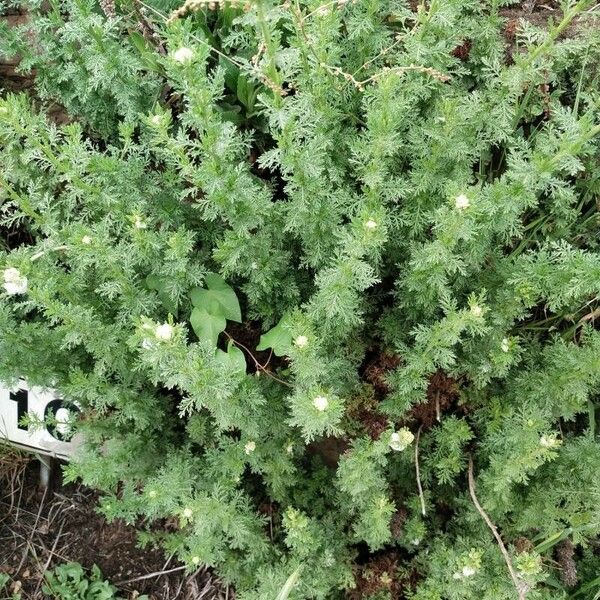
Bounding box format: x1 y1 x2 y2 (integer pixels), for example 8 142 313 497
1 0 600 598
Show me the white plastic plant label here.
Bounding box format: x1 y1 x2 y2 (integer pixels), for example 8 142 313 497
0 380 81 459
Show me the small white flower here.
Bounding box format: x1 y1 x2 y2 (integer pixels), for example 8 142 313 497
172 47 194 64
364 219 378 230
250 261 258 270
313 395 329 411
455 193 470 210
3 267 28 295
294 335 308 348
462 566 477 578
182 507 193 518
501 337 510 352
134 216 147 229
540 435 561 449
389 428 414 452
244 440 256 455
411 538 420 546
81 235 92 245
191 556 200 565
155 323 174 341
470 304 483 318
150 115 162 126
148 489 157 498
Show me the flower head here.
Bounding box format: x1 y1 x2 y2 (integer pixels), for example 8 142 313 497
3 267 28 295
244 440 256 455
134 216 147 230
155 323 174 341
540 434 562 449
389 427 414 451
172 47 194 64
501 337 510 352
150 115 162 126
313 395 329 411
364 219 378 230
294 335 308 348
470 304 483 318
191 556 200 565
81 235 92 245
182 507 193 519
455 194 470 210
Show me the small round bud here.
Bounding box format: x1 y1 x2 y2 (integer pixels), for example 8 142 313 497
148 489 157 498
501 337 509 352
244 440 256 455
455 193 470 210
313 396 328 411
172 47 194 64
470 305 483 318
364 219 378 230
191 556 200 565
134 216 147 229
155 323 174 341
182 507 193 518
294 335 308 348
81 235 92 245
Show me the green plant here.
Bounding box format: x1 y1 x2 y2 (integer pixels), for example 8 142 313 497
42 563 129 600
2 0 600 598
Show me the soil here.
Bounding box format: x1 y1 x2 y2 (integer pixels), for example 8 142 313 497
0 447 227 600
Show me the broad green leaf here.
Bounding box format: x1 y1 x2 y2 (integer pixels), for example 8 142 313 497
190 274 241 322
146 275 178 315
257 314 293 356
215 340 246 373
190 307 226 346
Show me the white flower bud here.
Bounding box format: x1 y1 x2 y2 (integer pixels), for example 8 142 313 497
364 219 378 230
182 507 193 518
540 435 561 449
150 115 162 126
81 235 92 245
294 335 308 348
470 304 483 318
244 440 256 455
148 489 157 498
462 566 476 577
191 556 200 565
389 427 414 451
134 216 147 229
313 396 328 411
501 337 509 352
455 194 470 210
3 268 28 295
155 323 174 341
172 47 194 63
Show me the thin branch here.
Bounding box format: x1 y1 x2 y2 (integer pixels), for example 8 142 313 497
468 455 528 600
223 332 293 388
415 425 426 517
114 565 187 586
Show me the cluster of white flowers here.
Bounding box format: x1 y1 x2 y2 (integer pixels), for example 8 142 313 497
364 218 378 230
3 267 28 295
182 507 193 519
81 235 92 245
501 337 510 352
140 321 175 349
389 427 414 451
313 395 329 411
244 440 256 455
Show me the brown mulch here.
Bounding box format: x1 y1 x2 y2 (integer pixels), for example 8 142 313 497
0 447 228 600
